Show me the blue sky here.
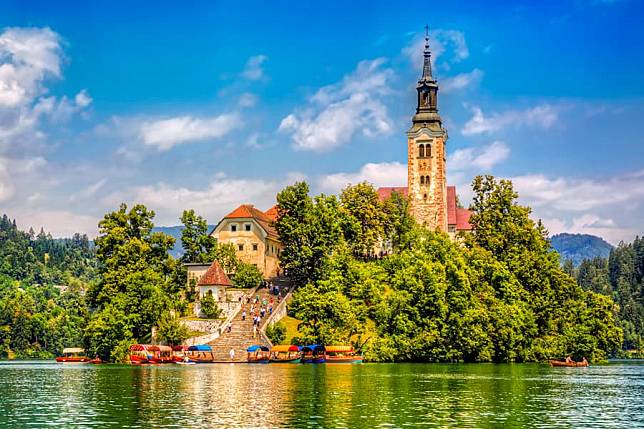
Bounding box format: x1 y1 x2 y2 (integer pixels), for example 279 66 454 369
1 0 643 243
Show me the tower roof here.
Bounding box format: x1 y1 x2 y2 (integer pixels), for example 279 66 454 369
420 24 434 83
197 260 232 286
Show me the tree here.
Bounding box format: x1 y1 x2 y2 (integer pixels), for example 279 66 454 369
200 292 222 319
180 209 216 263
339 182 386 257
85 203 178 360
233 263 263 289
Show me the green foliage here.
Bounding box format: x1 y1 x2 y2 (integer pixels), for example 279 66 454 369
84 203 179 360
233 263 263 289
156 313 189 346
199 292 222 319
266 321 286 344
280 177 623 363
180 209 217 263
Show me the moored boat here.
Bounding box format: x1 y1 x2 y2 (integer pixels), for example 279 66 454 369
549 357 589 367
247 345 270 363
129 344 154 364
148 345 174 364
300 345 326 363
270 345 301 363
56 348 90 363
185 345 216 363
325 345 363 363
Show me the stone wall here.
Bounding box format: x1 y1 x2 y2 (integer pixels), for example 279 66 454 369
407 130 448 232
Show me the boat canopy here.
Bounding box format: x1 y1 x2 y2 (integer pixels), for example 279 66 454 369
148 345 172 352
271 345 300 352
129 344 150 351
326 345 354 353
247 345 269 352
302 345 326 353
172 345 189 351
62 347 85 354
188 344 212 352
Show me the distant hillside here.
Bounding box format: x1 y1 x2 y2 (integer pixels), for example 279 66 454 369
152 225 215 259
550 233 613 266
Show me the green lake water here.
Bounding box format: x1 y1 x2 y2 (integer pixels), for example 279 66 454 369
0 361 642 428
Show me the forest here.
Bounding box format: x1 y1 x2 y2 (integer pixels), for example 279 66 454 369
0 176 640 361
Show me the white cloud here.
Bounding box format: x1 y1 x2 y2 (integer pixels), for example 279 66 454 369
14 210 99 238
238 92 257 107
543 214 636 245
102 176 285 225
138 113 240 151
0 158 15 201
74 89 92 108
318 161 407 194
511 170 644 212
441 69 483 92
279 58 394 152
241 55 268 81
402 29 469 73
448 141 510 171
462 104 559 136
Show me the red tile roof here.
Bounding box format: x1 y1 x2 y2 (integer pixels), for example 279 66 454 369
376 185 472 231
376 186 408 201
447 186 457 226
197 260 232 286
264 205 279 222
223 204 278 239
456 208 473 231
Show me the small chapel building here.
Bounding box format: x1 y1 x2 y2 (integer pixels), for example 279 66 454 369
377 30 472 239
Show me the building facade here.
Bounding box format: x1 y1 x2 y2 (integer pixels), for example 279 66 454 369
378 30 472 238
210 204 282 278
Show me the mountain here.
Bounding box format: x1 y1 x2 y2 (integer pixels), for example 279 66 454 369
152 225 215 259
550 233 613 266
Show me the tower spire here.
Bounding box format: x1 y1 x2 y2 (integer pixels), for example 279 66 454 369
421 24 433 81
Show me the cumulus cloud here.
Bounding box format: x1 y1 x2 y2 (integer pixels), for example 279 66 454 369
138 113 240 151
448 141 510 171
102 176 286 225
543 214 636 245
14 210 100 238
279 58 394 152
441 69 484 92
462 104 559 136
511 170 644 212
318 161 407 194
238 92 257 107
241 55 268 81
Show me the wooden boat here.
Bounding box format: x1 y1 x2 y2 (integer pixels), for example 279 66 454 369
270 345 301 363
325 345 363 363
129 344 153 364
301 345 326 363
184 345 216 363
88 357 103 364
549 358 589 367
171 345 189 363
56 348 90 363
148 345 174 364
247 345 270 363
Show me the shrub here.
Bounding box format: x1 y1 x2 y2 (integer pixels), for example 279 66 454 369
266 321 286 344
200 293 222 319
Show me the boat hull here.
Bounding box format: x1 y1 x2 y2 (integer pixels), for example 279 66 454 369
326 356 363 363
549 360 589 367
270 357 301 363
55 356 90 363
301 357 326 364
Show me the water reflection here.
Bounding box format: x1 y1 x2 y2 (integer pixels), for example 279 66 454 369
0 361 642 428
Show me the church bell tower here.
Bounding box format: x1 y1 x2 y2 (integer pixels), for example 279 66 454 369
407 26 448 232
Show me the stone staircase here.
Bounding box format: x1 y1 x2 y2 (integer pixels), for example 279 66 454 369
207 285 275 362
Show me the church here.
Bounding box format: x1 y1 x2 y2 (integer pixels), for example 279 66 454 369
377 31 472 239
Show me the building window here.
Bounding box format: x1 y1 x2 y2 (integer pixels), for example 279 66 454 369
231 224 237 232
252 243 258 251
426 144 432 157
418 144 425 158
420 176 425 185
423 193 427 200
238 244 244 251
244 224 251 231
448 225 456 233
425 176 430 186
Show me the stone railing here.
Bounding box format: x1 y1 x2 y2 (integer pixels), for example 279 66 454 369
182 284 261 346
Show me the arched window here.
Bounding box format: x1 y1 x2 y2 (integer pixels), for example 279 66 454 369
426 144 431 157
425 175 430 185
423 193 427 200
420 176 425 185
418 144 424 158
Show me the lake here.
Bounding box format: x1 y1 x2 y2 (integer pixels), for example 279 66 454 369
0 361 642 428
